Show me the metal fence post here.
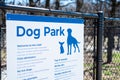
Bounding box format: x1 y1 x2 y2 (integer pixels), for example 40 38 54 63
96 11 104 80
0 26 1 80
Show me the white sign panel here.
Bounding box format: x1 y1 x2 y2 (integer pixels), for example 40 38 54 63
6 14 84 80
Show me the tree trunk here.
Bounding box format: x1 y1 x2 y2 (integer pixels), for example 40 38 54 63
107 0 116 63
55 0 60 10
29 0 35 15
54 0 60 16
45 0 50 16
45 0 50 9
76 0 83 12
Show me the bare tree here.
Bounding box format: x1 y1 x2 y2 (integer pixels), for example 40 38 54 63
94 0 120 63
45 0 50 9
76 0 83 12
55 0 60 10
107 0 120 63
29 0 35 14
45 0 50 16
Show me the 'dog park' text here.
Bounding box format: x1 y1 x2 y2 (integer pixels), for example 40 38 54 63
17 26 65 39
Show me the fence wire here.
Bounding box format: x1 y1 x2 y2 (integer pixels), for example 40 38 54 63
0 9 120 80
1 27 7 80
84 19 97 80
102 21 120 80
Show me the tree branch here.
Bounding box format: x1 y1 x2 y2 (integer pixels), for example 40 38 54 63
60 2 76 8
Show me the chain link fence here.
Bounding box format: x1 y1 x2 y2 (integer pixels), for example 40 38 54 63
102 21 120 80
84 19 97 80
1 27 7 80
0 5 120 80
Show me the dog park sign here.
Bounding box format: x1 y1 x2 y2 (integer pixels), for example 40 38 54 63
6 14 84 80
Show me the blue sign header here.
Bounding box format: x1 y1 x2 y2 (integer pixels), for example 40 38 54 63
6 14 84 24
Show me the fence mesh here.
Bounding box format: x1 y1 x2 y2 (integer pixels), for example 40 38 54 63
84 19 97 80
0 12 120 80
102 21 120 80
1 27 7 80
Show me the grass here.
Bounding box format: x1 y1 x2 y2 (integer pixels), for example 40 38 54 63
112 52 120 63
84 52 120 80
102 52 120 79
103 70 112 76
